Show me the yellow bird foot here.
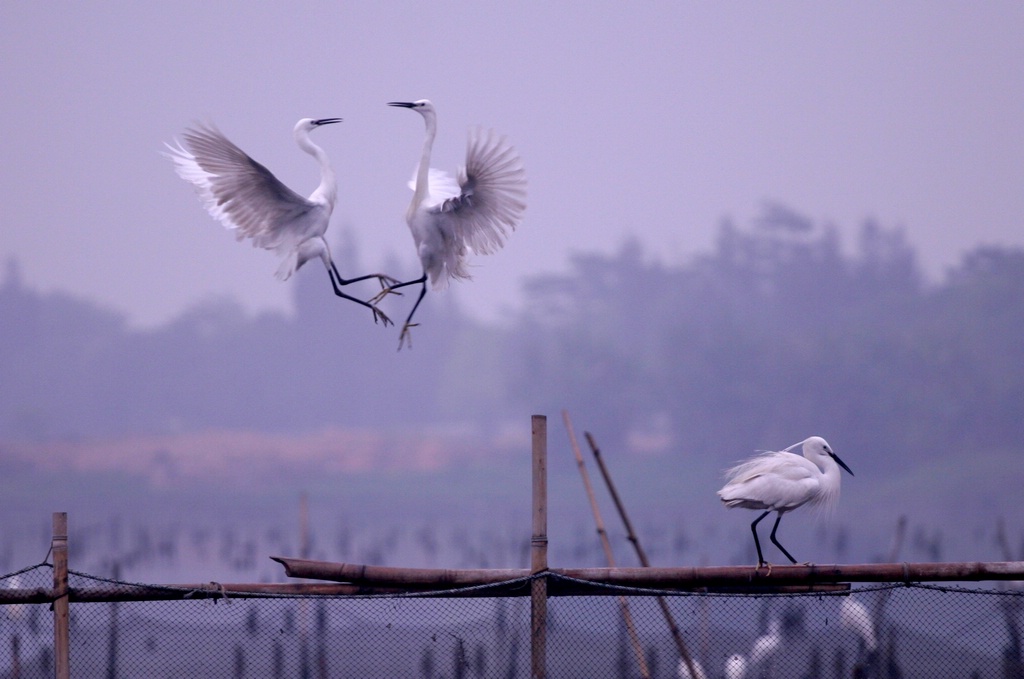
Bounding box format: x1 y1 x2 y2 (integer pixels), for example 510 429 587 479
371 306 393 327
397 322 420 351
369 286 402 305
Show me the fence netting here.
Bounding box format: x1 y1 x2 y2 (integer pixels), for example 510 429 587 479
2 565 1023 678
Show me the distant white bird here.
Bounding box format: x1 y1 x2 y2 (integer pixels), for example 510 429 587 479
677 656 706 679
381 99 526 348
718 436 853 567
724 653 747 679
5 575 25 621
166 118 394 325
749 618 782 666
839 597 877 651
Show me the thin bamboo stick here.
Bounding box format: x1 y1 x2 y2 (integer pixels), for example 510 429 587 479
563 411 650 679
585 431 700 679
52 512 70 679
531 414 548 679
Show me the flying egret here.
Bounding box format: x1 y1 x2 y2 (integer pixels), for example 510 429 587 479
166 118 395 325
717 436 853 567
381 99 527 349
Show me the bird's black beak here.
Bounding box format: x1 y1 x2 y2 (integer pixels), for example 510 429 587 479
312 118 343 126
388 102 416 108
830 452 854 476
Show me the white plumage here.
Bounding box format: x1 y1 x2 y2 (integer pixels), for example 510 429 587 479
749 618 782 665
676 656 706 679
381 99 526 348
724 653 747 679
166 118 393 324
718 436 853 566
5 575 25 621
839 597 877 651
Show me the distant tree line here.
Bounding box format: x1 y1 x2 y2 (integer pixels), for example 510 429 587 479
2 205 1021 473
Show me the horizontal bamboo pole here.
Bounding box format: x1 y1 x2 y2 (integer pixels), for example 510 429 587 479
0 582 410 604
2 560 1019 605
270 557 529 587
272 557 1024 588
0 579 847 604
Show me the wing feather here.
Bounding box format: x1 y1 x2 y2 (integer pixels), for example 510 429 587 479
718 451 818 511
430 126 527 257
166 123 315 254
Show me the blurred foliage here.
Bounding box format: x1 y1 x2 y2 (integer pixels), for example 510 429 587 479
509 208 1022 468
1 206 1022 474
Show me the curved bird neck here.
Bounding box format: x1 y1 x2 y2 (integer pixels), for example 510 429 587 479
409 113 438 220
296 130 337 210
815 457 842 510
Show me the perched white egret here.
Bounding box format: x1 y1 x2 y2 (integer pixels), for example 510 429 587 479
839 597 877 651
166 118 395 325
718 436 853 567
724 653 748 679
382 99 526 348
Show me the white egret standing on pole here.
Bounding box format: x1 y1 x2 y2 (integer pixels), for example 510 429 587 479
718 436 853 567
166 118 395 325
382 99 526 349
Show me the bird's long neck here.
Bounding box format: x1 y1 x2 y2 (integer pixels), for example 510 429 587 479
297 132 337 210
410 113 437 219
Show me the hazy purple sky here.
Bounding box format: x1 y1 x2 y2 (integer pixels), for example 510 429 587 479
2 3 1022 327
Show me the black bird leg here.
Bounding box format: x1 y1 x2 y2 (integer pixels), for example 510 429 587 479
326 268 393 327
368 271 429 350
329 261 401 290
751 510 771 567
769 512 798 564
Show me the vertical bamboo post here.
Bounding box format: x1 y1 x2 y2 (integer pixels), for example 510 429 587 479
298 493 311 679
52 512 70 679
106 562 120 679
562 411 650 679
530 415 548 679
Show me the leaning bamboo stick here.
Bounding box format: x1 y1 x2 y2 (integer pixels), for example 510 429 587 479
563 411 650 679
585 431 700 679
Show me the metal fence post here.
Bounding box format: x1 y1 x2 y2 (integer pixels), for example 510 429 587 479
52 512 70 679
530 415 548 679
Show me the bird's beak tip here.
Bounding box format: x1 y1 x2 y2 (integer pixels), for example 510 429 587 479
313 118 343 126
388 102 415 108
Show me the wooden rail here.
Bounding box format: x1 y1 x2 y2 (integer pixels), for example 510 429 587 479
269 557 1024 591
3 559 1021 605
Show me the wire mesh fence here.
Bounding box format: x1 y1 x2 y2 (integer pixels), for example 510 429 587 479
3 564 1023 678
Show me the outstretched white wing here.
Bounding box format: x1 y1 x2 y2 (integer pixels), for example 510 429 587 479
431 127 527 256
166 123 317 254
